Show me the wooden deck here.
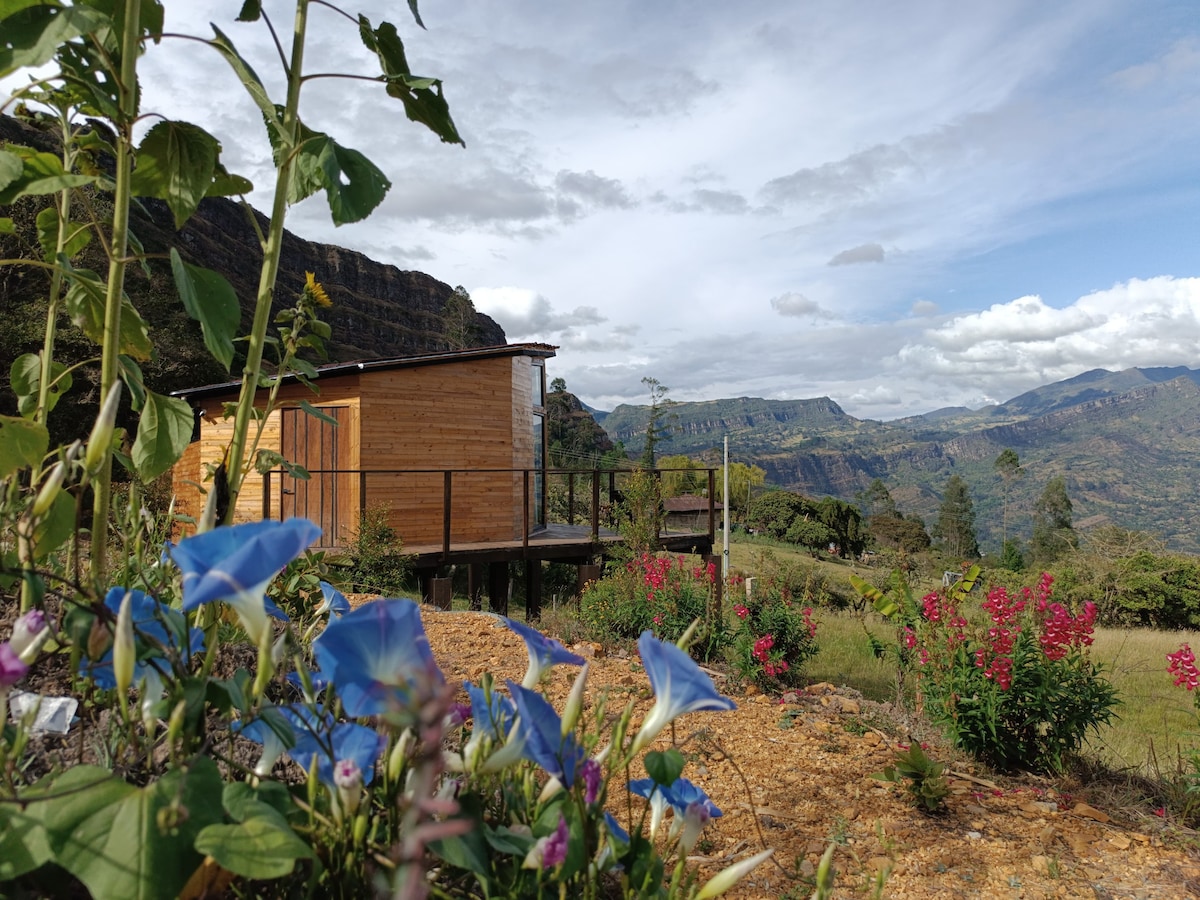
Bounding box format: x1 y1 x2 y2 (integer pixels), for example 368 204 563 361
403 523 715 567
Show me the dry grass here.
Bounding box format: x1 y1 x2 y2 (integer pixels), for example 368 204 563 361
1083 625 1200 771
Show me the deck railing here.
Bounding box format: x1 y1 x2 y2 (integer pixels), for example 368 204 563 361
261 466 720 554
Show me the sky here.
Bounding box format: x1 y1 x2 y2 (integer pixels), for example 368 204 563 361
8 1 1200 419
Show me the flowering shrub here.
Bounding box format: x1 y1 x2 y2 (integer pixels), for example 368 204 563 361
729 577 820 689
908 571 1119 773
580 552 722 649
1164 643 1200 823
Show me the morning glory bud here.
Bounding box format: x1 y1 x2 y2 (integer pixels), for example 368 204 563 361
333 758 363 819
113 590 136 701
31 461 65 519
84 382 122 477
693 848 775 899
387 729 414 783
561 663 589 737
140 668 164 739
10 609 49 663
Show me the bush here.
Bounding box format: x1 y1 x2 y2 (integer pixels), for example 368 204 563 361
579 553 720 651
729 576 820 689
911 572 1120 773
342 505 413 596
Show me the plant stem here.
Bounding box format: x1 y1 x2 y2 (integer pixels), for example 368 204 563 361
90 0 142 582
222 0 309 524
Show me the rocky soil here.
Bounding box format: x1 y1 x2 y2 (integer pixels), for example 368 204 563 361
422 608 1200 900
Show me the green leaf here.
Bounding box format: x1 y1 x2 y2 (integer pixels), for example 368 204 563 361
644 747 686 787
62 266 154 360
483 824 534 857
36 204 92 261
0 216 13 233
0 4 111 78
220 781 295 824
235 0 261 22
118 354 147 411
0 148 22 189
170 248 240 371
0 146 96 204
287 129 392 225
358 16 462 146
44 760 223 900
130 120 219 228
209 26 285 145
11 352 73 418
0 787 52 880
429 792 489 878
194 813 312 880
206 163 253 197
297 400 339 427
131 390 193 482
0 414 49 478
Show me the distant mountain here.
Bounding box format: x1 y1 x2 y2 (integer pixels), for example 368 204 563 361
602 368 1200 555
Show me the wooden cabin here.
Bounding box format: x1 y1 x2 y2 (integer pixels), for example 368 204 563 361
171 343 557 550
170 342 719 617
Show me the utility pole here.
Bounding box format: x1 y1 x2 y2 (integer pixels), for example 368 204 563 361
722 436 730 580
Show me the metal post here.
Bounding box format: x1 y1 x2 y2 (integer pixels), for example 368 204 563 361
522 470 530 551
262 471 270 521
442 470 452 557
591 469 600 540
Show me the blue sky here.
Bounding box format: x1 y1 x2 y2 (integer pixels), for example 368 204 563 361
6 0 1198 419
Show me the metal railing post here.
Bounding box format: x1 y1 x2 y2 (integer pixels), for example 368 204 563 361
443 470 452 557
591 469 600 540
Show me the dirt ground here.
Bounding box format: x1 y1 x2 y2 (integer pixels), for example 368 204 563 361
421 608 1200 900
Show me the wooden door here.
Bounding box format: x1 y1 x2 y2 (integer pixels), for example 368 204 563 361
279 406 350 547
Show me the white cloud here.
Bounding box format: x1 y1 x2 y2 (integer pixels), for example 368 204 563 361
770 292 831 318
828 243 886 266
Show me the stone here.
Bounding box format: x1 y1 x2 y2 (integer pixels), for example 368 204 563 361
1032 855 1053 876
1068 802 1110 823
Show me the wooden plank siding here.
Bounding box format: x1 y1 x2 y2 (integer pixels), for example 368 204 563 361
169 345 554 550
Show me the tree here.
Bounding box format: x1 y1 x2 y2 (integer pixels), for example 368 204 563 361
715 461 766 522
787 519 837 556
994 449 1023 546
1031 476 1076 564
816 496 866 558
639 376 675 467
747 490 815 540
442 285 480 350
999 538 1025 572
550 376 567 394
858 478 898 519
868 512 932 554
657 454 703 497
933 475 979 559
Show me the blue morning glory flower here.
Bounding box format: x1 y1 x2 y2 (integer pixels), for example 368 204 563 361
291 720 386 787
79 588 205 689
465 680 516 739
315 581 350 617
167 519 321 644
661 777 723 818
233 704 312 777
506 618 585 688
604 811 630 846
507 680 586 788
629 631 737 755
313 599 443 717
628 777 674 839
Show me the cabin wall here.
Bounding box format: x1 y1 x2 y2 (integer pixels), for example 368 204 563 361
169 379 362 544
358 356 527 545
169 351 548 550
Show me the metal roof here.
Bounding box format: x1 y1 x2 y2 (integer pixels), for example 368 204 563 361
171 342 558 400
